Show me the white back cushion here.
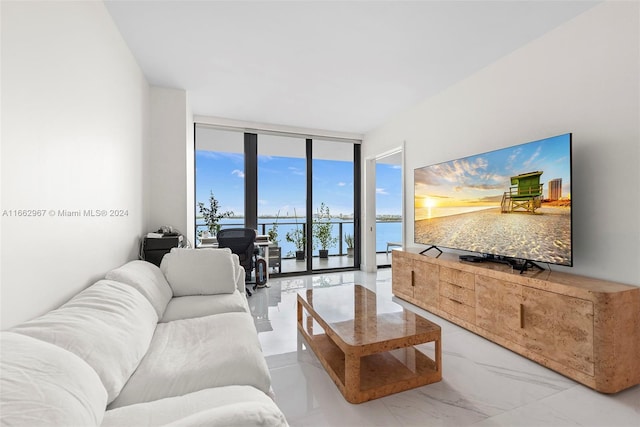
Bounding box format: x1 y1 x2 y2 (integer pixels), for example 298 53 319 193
160 248 237 296
105 260 173 318
0 332 108 427
11 280 158 404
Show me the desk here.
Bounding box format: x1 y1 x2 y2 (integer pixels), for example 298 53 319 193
143 235 182 266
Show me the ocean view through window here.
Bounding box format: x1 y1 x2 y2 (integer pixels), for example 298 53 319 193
195 125 371 274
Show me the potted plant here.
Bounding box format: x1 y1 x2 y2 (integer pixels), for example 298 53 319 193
344 233 354 258
197 191 233 240
313 203 337 259
285 209 306 260
286 228 306 260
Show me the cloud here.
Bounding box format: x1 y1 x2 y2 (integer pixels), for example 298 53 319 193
523 146 542 169
506 147 522 171
376 188 388 195
415 156 506 193
288 166 304 176
232 169 245 178
338 182 346 187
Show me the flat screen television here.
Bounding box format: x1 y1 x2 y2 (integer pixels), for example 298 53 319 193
414 133 572 268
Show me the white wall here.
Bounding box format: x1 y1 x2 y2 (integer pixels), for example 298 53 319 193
1 1 150 328
363 2 639 285
148 87 194 241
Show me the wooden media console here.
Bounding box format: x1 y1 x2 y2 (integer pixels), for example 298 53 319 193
392 249 640 393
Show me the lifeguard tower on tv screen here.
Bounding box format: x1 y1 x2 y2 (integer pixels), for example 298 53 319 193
501 171 544 213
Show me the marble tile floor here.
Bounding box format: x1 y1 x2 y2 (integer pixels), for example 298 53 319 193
248 269 640 427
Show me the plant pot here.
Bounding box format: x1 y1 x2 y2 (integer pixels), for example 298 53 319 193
347 248 354 258
295 250 305 261
319 249 329 259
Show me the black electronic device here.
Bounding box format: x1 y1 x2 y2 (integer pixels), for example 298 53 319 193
459 255 485 263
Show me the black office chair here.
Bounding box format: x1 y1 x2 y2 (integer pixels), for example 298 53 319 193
217 228 258 296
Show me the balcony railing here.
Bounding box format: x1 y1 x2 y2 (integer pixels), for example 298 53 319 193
195 218 401 259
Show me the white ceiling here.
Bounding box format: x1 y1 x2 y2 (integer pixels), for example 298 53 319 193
104 1 598 135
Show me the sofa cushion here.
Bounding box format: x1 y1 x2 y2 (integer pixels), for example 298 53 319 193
11 280 158 404
108 312 271 408
102 386 288 427
160 291 250 323
160 248 238 296
0 332 108 427
105 260 173 318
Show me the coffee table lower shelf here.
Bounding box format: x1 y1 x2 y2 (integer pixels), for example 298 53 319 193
297 323 441 403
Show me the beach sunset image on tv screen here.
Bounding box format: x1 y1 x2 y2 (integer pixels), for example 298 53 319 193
414 133 572 266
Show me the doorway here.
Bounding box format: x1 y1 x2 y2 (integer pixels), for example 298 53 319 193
364 145 404 272
375 151 403 267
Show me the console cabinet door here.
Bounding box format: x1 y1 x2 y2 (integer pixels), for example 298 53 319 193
392 253 415 300
475 275 522 344
521 287 595 376
414 261 439 309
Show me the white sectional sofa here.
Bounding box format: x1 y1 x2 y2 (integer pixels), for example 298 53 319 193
0 248 288 427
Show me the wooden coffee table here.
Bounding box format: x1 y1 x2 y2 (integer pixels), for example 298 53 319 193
297 284 441 403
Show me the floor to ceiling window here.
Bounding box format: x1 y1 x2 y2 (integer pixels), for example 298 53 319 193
257 134 307 274
194 124 360 276
194 126 245 240
312 139 356 270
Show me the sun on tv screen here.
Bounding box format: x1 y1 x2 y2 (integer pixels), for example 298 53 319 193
414 133 572 267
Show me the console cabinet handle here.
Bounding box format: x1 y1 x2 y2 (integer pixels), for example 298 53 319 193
520 304 524 328
411 270 415 287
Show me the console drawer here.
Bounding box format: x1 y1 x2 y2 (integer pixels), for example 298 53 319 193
440 281 475 307
440 267 474 290
439 295 475 324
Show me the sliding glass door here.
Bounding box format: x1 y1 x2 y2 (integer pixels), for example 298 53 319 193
257 134 307 274
312 139 356 270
